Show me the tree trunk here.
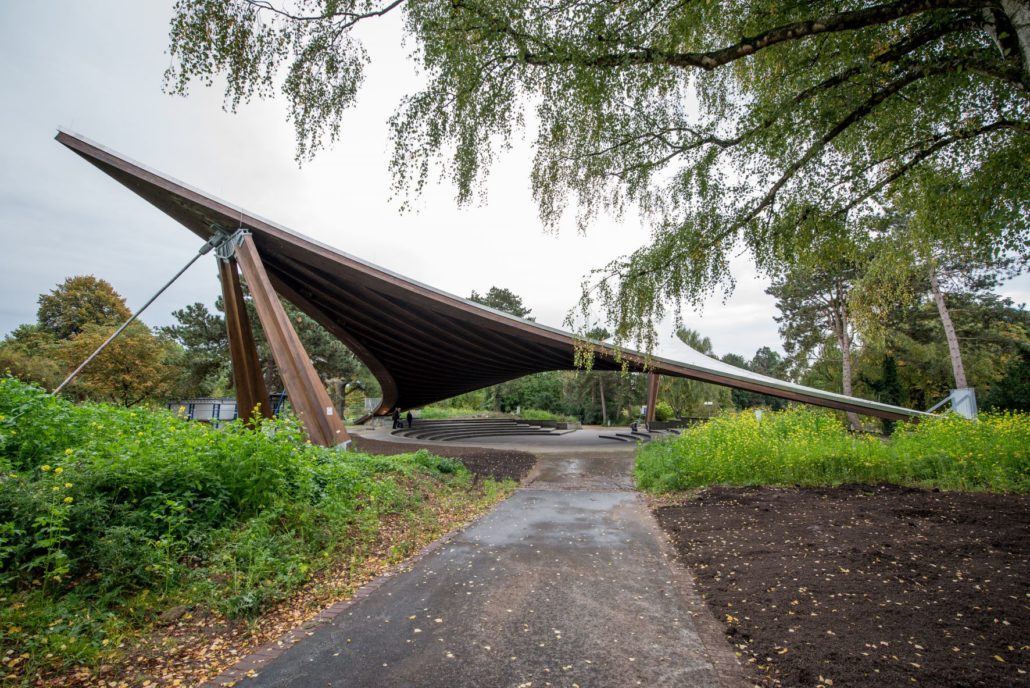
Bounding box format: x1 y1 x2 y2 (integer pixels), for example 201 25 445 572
840 338 861 431
929 264 968 389
598 375 608 425
834 303 861 432
1000 0 1030 81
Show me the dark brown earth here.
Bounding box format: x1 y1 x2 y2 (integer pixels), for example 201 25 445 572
653 484 1030 687
351 435 537 482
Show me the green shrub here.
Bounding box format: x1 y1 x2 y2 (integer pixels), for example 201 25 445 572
635 407 1030 493
418 405 497 419
519 408 577 423
653 401 675 422
409 448 464 474
0 376 497 676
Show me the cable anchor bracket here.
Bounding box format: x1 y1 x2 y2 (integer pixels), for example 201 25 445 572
210 226 252 262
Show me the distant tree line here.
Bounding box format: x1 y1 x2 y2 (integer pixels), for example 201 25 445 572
0 275 379 416
456 275 1028 427
2 269 1025 425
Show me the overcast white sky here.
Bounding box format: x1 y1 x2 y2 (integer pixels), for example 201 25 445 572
1 2 1027 365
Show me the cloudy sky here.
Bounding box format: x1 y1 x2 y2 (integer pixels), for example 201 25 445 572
1 2 1027 366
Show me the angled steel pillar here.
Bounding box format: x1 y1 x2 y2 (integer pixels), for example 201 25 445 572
224 231 350 448
645 372 660 425
217 255 273 424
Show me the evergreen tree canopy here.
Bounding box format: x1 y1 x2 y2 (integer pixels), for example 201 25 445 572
852 168 1030 339
767 232 868 380
726 347 791 411
162 289 373 399
468 286 534 320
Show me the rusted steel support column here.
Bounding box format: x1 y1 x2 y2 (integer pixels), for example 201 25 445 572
234 235 350 447
218 257 273 424
645 372 660 424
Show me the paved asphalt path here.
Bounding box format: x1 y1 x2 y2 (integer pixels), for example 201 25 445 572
237 451 738 687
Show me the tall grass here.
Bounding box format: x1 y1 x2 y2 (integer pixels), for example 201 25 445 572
635 407 1029 493
0 377 506 679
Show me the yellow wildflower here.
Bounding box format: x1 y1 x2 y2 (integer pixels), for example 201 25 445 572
63 496 73 504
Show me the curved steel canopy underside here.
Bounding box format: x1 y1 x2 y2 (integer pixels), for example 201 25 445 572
57 130 926 422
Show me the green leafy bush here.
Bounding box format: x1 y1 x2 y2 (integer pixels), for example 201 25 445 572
635 407 1029 493
0 376 494 676
518 408 577 423
653 401 675 422
417 405 498 419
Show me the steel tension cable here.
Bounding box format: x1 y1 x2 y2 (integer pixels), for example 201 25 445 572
52 232 235 395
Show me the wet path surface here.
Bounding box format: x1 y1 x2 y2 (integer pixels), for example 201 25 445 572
237 452 736 687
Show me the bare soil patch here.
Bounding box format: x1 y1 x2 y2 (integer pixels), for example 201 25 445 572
653 484 1029 687
352 435 536 482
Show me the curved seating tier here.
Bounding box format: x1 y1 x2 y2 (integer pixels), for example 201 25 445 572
598 428 681 443
390 418 566 442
